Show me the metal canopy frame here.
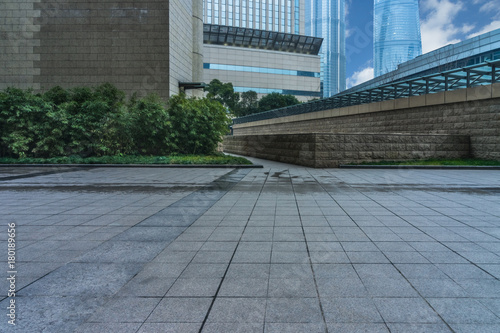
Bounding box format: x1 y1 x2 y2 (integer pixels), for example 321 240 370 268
233 59 500 125
203 24 323 55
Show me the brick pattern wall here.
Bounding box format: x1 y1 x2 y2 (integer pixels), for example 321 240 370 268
0 1 205 99
224 133 470 167
27 1 171 98
0 0 41 90
233 98 500 160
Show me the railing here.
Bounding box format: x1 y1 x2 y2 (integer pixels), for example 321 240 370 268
233 59 500 125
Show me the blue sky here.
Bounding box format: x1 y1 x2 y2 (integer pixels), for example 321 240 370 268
345 0 500 88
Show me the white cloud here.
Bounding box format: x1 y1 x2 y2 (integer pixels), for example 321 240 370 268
476 0 500 18
420 0 468 53
461 24 476 34
347 67 374 88
467 20 500 38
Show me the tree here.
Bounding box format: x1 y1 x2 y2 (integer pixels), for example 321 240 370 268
204 79 240 115
238 90 259 116
257 92 300 112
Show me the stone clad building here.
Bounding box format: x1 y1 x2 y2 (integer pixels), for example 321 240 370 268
0 0 203 99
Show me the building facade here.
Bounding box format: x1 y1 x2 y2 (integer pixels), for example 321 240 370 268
202 1 324 101
0 0 203 99
373 0 422 77
203 0 305 34
305 0 346 97
203 24 322 101
343 28 500 94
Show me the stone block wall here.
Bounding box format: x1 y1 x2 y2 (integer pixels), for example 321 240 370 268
224 133 470 167
233 86 500 160
0 0 41 90
224 134 318 167
0 1 202 99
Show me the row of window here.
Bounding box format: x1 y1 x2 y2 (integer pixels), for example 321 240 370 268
204 0 299 34
204 63 320 77
234 86 322 97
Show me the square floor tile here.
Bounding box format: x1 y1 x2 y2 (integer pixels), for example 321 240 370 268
266 298 323 323
322 297 383 323
428 298 500 324
374 297 443 324
166 278 221 297
219 278 268 297
147 297 212 323
207 298 266 323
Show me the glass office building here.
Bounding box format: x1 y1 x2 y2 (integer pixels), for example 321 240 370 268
203 24 323 101
305 0 346 97
374 0 422 77
202 1 323 101
203 0 304 34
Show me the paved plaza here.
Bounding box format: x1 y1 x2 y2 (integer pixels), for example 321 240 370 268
1 158 500 332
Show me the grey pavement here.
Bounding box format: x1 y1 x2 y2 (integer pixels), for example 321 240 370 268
1 158 500 332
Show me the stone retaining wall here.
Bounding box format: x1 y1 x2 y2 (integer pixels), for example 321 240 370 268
224 133 470 168
232 85 500 160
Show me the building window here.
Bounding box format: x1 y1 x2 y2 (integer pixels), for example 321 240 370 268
255 1 260 29
234 86 321 97
269 1 273 31
262 0 266 28
204 63 320 78
242 0 247 28
295 0 299 34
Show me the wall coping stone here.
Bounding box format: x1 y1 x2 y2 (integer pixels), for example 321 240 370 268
233 84 500 130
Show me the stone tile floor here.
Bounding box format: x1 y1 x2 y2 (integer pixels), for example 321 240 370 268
1 158 499 332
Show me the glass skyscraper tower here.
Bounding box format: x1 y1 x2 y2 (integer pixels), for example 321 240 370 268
374 0 422 77
305 0 346 97
203 0 304 34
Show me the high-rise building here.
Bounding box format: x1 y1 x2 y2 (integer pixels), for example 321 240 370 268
203 0 305 34
374 0 422 77
202 1 322 101
305 0 346 97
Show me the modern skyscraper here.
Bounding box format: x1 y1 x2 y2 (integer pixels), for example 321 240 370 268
203 0 304 34
374 0 422 77
305 0 346 97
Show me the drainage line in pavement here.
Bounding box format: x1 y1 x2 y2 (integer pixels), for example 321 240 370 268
288 169 330 333
197 168 271 333
121 168 254 333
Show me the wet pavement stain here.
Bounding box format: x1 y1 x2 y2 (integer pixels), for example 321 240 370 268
0 167 87 181
0 184 205 193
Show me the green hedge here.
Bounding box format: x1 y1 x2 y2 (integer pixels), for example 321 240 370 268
0 84 230 158
0 154 252 165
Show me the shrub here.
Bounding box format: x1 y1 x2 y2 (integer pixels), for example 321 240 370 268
167 94 230 155
52 84 128 156
0 84 229 158
0 87 66 158
128 94 171 155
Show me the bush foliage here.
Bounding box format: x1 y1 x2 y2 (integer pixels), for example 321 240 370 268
0 84 230 158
